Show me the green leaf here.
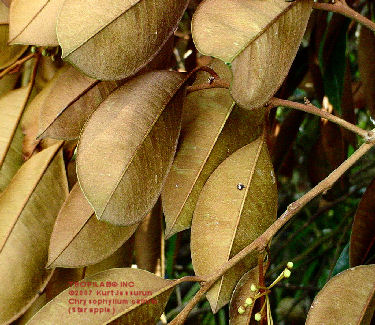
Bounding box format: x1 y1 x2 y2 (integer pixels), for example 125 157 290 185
319 16 349 115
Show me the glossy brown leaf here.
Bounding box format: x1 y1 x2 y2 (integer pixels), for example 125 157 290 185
34 56 63 91
38 65 118 140
306 265 375 325
191 134 278 312
21 79 60 160
14 295 47 325
358 26 375 119
48 183 138 268
229 267 260 325
77 71 185 226
135 199 164 275
0 85 31 191
9 0 64 46
27 268 175 324
85 238 135 276
46 240 134 303
0 24 26 69
350 179 375 267
1 0 11 7
192 0 312 109
45 268 85 302
57 0 189 80
0 1 8 24
162 60 264 239
230 0 312 109
0 143 68 324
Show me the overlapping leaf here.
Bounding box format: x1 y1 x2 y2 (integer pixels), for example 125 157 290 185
9 0 64 46
27 268 175 324
192 0 313 109
56 0 189 80
0 24 26 69
84 239 135 276
0 85 31 191
162 60 264 238
0 143 68 324
135 199 164 275
191 134 278 312
229 267 260 325
48 183 138 268
0 1 8 23
306 264 375 324
46 240 134 301
350 178 375 267
77 71 185 226
38 65 119 140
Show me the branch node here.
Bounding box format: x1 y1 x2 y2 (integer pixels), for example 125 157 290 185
303 97 311 105
364 131 375 144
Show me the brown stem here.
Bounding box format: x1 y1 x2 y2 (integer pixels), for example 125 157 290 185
0 52 36 80
313 0 375 33
173 276 205 286
258 253 266 325
186 79 230 93
268 97 369 140
171 134 375 324
169 281 214 325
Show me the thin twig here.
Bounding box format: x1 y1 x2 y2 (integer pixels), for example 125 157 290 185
258 253 267 325
273 191 352 256
171 134 375 324
271 212 350 276
268 97 369 139
186 79 230 93
0 52 36 80
313 0 375 33
173 276 205 286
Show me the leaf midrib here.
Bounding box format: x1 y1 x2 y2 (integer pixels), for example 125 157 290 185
213 133 265 308
61 0 142 58
98 75 185 220
167 100 235 236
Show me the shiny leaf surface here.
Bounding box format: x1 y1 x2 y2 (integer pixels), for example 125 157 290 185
57 0 189 79
306 265 375 325
48 183 138 268
27 268 175 324
191 134 277 312
0 143 68 324
9 0 64 46
77 71 185 226
162 60 264 238
38 65 118 140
